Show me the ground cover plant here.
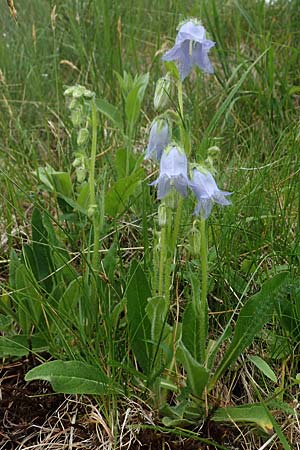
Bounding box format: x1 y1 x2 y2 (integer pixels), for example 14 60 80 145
0 0 299 449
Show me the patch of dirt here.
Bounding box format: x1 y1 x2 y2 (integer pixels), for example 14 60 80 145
128 428 229 450
0 358 97 449
0 357 290 450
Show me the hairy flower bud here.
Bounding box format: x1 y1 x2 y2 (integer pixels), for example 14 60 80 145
154 75 172 110
158 204 167 226
77 128 89 146
71 108 83 127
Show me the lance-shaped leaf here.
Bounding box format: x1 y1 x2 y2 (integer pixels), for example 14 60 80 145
25 360 115 395
126 261 152 374
211 272 288 386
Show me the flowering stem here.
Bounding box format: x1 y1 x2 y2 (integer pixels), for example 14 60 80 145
90 99 100 269
90 100 97 208
172 198 183 251
199 218 208 364
177 79 184 120
158 224 167 298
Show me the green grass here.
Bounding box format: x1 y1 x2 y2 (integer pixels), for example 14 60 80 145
0 1 299 448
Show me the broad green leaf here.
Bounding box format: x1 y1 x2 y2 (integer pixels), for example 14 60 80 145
77 182 90 210
105 168 144 217
125 73 149 128
9 248 22 289
182 302 202 364
102 241 117 284
35 165 55 191
212 404 273 434
0 314 13 330
161 400 203 427
0 334 48 357
25 360 114 395
95 98 123 131
249 355 277 382
115 148 140 179
182 271 208 364
146 296 167 344
58 277 82 314
51 172 73 198
212 272 288 385
176 342 209 397
126 260 152 373
0 291 14 319
57 194 89 216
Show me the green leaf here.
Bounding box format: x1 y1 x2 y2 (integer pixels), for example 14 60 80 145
25 360 114 395
0 314 13 330
95 98 123 131
115 148 140 179
248 355 277 382
125 73 149 128
212 273 288 384
146 296 167 344
126 260 152 373
176 342 209 397
9 248 22 289
182 302 202 363
105 168 144 217
51 172 73 198
31 208 54 292
212 404 273 434
102 242 117 284
0 334 48 357
125 85 142 128
58 277 82 314
161 400 203 427
15 264 42 331
77 182 90 210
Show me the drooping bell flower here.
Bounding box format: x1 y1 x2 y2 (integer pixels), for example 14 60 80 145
190 168 231 218
150 144 190 199
162 19 215 81
145 119 170 161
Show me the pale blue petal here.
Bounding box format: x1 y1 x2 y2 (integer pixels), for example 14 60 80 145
177 41 194 80
160 146 188 178
145 120 169 161
157 175 171 199
173 175 189 197
192 42 214 74
214 192 232 206
194 199 213 219
176 21 206 45
162 44 183 62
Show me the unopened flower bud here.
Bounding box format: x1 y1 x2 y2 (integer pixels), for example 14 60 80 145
72 85 88 98
190 223 201 256
154 74 172 110
87 204 97 218
77 128 89 146
71 108 83 127
76 166 87 183
158 204 167 226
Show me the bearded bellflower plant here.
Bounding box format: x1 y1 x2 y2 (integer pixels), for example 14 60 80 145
144 18 284 432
